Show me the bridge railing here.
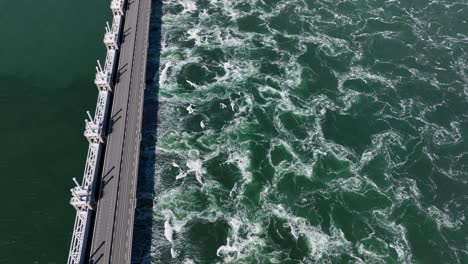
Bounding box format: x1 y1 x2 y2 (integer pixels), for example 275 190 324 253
67 1 126 264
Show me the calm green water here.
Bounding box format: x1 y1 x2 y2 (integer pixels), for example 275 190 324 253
146 0 468 263
0 1 109 263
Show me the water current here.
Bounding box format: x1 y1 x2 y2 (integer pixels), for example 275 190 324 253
137 0 468 263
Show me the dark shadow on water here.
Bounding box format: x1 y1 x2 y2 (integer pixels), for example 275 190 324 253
131 0 163 263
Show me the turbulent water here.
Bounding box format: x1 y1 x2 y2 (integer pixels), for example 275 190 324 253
141 0 468 263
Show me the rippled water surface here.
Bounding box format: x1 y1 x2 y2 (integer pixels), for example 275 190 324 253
140 0 468 263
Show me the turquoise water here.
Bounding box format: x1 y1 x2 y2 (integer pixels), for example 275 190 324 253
0 1 109 262
144 0 468 263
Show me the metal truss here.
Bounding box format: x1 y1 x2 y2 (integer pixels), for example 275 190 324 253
104 15 122 50
84 91 110 144
67 210 92 264
111 0 125 16
94 49 117 91
68 143 103 264
67 1 126 263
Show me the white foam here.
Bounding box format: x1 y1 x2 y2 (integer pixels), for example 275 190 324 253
179 0 197 14
227 152 252 182
270 204 351 260
159 61 173 85
186 104 195 114
170 247 178 258
176 171 188 180
289 222 299 240
183 259 195 264
164 219 173 242
216 60 257 83
428 206 464 229
216 238 238 261
187 27 202 45
186 80 199 89
216 215 266 262
186 158 206 184
230 101 235 111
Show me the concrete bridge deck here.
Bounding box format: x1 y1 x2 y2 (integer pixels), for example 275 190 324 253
89 0 151 263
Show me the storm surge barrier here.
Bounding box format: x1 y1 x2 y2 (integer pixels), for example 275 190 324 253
67 1 125 263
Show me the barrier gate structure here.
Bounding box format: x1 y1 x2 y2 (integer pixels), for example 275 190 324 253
67 1 125 263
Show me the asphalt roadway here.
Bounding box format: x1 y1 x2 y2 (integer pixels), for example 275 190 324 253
89 0 151 263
